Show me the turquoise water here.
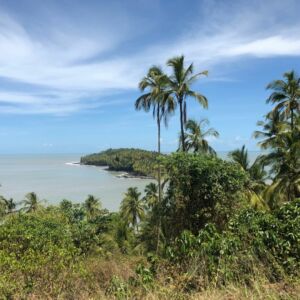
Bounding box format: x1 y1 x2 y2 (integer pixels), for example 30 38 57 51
0 152 261 211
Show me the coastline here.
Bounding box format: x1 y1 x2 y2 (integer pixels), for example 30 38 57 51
67 161 154 180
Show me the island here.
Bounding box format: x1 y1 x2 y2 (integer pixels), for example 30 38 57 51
80 148 161 178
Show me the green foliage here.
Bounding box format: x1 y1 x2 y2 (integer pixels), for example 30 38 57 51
254 71 300 205
167 55 208 151
1 67 300 298
0 196 16 216
22 192 41 212
81 148 160 176
120 187 145 232
0 211 80 297
180 118 219 155
166 199 300 287
58 199 112 254
135 66 176 154
133 264 154 289
160 152 249 237
228 145 268 209
106 275 130 299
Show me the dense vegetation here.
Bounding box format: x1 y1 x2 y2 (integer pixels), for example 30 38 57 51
0 56 299 299
80 148 160 177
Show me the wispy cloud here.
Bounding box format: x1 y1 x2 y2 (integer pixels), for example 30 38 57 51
0 0 299 114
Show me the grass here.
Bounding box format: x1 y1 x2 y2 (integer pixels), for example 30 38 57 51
15 256 299 299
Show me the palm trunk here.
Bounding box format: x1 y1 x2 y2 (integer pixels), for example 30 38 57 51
156 107 162 253
179 98 186 151
291 108 294 133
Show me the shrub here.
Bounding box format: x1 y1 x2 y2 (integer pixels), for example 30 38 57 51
0 211 82 297
166 199 300 288
161 153 249 238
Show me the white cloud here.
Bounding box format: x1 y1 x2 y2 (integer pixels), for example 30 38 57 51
225 36 300 57
0 0 299 114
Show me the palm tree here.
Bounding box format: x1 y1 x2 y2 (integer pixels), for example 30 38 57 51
144 183 158 210
120 187 145 232
22 192 40 213
0 197 16 214
135 66 175 242
229 145 266 183
253 110 287 150
135 66 176 155
229 146 268 209
267 70 300 132
262 128 300 204
167 55 208 151
181 118 219 155
84 195 101 220
229 145 250 171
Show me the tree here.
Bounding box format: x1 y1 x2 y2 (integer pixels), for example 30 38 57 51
135 66 175 209
22 192 40 213
0 196 16 214
135 66 175 248
143 183 158 210
135 66 175 155
167 55 208 151
229 145 267 185
180 118 219 155
267 70 300 132
229 145 268 209
83 195 102 220
253 110 287 150
161 153 248 238
262 128 300 205
253 71 300 206
120 187 145 232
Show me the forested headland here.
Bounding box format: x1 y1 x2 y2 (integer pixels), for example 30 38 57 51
80 148 160 177
0 56 299 299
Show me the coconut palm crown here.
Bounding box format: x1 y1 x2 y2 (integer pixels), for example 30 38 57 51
120 187 145 231
167 55 208 151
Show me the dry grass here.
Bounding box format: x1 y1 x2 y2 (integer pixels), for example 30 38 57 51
6 256 300 300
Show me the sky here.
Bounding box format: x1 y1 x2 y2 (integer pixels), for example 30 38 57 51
0 0 300 154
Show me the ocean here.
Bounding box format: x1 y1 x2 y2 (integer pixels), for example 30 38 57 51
0 154 154 211
0 152 261 211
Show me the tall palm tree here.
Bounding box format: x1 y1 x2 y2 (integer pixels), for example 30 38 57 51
267 71 300 132
135 66 175 155
120 187 145 232
181 118 219 155
135 66 175 240
167 55 208 151
22 192 40 213
261 128 300 204
84 195 101 220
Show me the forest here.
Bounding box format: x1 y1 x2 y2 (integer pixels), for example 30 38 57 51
81 148 160 177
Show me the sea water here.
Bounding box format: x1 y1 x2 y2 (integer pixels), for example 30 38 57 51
0 152 261 211
0 154 154 211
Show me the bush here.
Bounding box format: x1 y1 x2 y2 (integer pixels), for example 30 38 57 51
161 153 249 238
0 211 82 297
166 199 300 288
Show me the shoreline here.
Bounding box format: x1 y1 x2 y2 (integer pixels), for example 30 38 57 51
67 161 154 180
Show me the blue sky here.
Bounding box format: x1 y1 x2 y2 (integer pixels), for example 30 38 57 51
0 0 300 154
